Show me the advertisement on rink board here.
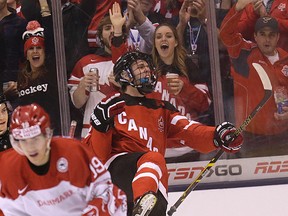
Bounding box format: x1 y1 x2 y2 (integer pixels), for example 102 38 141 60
167 155 288 186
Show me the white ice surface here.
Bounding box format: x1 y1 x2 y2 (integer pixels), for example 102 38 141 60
168 184 288 216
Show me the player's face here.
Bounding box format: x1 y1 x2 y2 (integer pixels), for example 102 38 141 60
27 46 45 70
154 25 178 63
101 24 114 51
131 59 151 85
254 27 279 56
0 103 8 135
18 134 50 166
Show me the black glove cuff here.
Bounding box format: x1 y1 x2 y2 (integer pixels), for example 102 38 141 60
90 112 110 133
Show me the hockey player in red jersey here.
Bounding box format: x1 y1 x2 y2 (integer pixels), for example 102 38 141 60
84 51 243 216
0 103 127 216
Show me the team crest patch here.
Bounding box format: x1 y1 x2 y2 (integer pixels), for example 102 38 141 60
158 116 164 132
57 157 68 173
281 65 288 77
31 37 39 45
262 17 272 23
278 3 286 11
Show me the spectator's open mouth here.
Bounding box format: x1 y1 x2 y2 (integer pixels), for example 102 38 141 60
160 44 169 50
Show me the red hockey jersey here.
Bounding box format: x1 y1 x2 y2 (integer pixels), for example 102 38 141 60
0 137 126 216
84 94 217 165
147 75 211 154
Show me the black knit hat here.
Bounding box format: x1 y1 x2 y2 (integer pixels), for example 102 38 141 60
255 16 279 33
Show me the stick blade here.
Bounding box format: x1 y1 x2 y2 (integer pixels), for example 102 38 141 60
252 63 272 91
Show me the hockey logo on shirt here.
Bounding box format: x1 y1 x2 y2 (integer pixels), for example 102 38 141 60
18 83 48 97
57 157 68 173
158 116 164 132
278 3 286 11
31 37 40 45
281 65 288 77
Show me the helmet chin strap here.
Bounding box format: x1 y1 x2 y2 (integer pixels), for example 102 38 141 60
137 87 148 95
136 85 154 95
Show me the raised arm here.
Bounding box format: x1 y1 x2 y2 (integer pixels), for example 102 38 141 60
127 0 156 54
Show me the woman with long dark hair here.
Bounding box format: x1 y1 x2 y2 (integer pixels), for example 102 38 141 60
148 22 212 159
17 20 61 135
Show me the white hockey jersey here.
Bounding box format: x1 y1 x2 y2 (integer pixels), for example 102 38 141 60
0 137 126 216
68 54 118 138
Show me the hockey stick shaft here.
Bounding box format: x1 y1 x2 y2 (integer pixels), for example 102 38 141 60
68 120 77 138
167 63 272 216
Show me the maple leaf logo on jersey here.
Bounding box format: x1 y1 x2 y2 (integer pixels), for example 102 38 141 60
281 65 288 77
278 3 286 11
158 116 164 132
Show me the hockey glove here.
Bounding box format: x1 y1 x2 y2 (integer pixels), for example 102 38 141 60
213 122 243 153
90 93 125 132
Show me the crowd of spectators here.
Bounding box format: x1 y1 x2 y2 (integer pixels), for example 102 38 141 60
1 0 288 215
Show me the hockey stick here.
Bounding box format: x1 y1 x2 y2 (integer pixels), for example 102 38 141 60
68 120 77 138
167 63 272 216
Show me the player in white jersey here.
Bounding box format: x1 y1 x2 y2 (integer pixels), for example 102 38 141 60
0 103 127 216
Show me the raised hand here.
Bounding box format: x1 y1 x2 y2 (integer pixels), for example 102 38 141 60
236 0 259 11
109 2 126 35
127 0 146 25
191 0 207 23
253 0 267 17
178 0 192 26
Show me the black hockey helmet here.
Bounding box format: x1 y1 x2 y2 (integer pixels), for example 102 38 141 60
113 51 157 94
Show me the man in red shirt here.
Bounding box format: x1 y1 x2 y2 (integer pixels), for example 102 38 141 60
237 0 288 52
220 0 288 157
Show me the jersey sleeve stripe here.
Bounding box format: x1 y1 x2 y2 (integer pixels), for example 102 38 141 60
183 120 199 130
171 115 187 125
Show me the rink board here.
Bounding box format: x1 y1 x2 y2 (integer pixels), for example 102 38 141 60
167 155 288 188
